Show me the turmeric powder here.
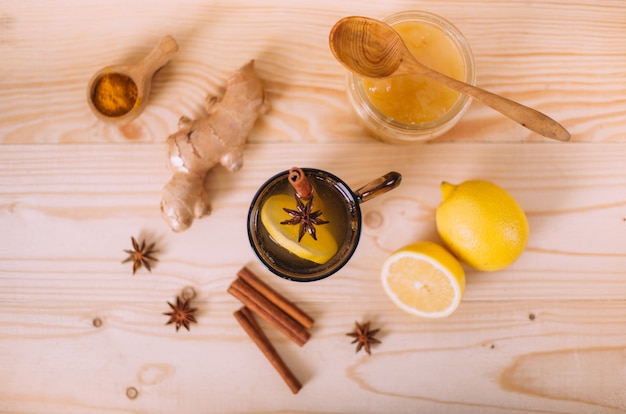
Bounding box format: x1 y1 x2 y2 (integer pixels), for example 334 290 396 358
92 73 138 117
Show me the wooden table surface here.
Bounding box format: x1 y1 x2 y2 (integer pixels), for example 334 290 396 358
2 1 626 413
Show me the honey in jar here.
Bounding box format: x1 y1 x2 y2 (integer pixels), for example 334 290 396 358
346 11 475 143
363 21 465 124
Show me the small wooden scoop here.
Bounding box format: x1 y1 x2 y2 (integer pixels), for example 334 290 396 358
87 35 179 124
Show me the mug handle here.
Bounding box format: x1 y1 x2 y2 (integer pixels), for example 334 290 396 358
354 171 402 203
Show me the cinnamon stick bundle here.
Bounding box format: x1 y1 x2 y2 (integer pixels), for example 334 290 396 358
230 267 315 392
228 277 310 346
234 306 302 394
237 267 314 329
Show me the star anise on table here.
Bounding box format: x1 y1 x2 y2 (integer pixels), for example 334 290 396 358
164 296 197 332
347 321 381 355
122 236 158 274
280 195 329 242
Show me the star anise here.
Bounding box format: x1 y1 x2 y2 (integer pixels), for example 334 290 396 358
346 321 381 355
122 236 158 274
280 195 329 242
164 296 197 332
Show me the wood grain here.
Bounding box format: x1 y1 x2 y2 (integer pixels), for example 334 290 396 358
1 0 626 412
1 141 625 302
3 300 626 413
1 142 626 412
1 0 624 144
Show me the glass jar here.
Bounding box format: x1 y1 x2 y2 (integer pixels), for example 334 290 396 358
346 11 475 143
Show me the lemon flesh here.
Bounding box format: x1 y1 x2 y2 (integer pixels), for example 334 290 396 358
260 194 338 265
381 241 465 318
436 180 529 271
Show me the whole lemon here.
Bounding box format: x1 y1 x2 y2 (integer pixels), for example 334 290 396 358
435 180 529 271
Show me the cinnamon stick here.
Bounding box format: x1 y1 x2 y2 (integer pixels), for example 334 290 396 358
288 167 312 199
228 277 310 346
234 307 302 394
237 267 314 329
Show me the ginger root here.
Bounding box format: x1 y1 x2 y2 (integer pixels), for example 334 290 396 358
161 60 269 232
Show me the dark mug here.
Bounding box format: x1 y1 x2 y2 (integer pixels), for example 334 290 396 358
247 168 401 282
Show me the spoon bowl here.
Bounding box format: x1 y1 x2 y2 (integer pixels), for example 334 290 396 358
329 16 406 79
330 16 570 141
87 35 179 125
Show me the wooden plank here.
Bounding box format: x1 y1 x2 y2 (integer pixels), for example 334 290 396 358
0 142 625 305
2 300 626 413
1 1 624 143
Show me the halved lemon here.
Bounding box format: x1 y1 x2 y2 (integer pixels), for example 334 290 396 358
381 241 465 318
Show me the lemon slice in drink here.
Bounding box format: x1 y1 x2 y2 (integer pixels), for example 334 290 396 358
260 194 338 264
381 241 465 318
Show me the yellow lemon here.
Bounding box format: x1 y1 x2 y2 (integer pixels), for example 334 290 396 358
381 241 465 318
260 194 338 264
435 180 529 271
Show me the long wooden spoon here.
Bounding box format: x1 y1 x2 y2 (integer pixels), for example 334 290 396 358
329 16 570 141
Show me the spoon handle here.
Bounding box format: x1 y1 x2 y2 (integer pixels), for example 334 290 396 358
131 35 179 79
405 61 571 141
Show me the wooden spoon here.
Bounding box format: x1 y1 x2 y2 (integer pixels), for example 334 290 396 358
87 35 179 125
329 16 570 141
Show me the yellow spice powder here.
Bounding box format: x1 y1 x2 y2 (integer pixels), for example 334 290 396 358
92 73 138 117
